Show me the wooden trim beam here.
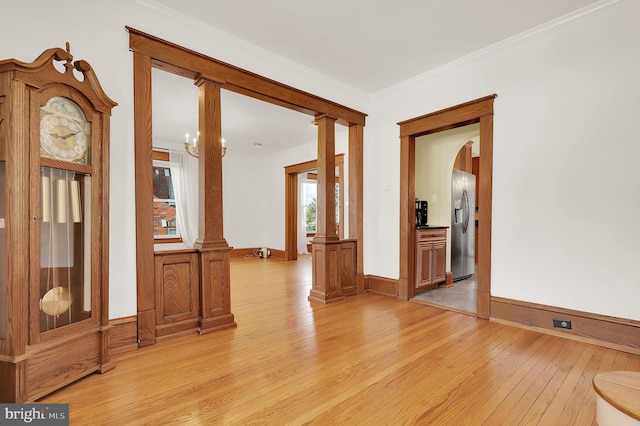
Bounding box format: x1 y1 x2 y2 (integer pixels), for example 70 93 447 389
133 51 156 347
477 114 494 318
398 134 415 301
284 172 298 261
398 95 496 137
348 124 364 293
127 27 366 127
284 154 344 175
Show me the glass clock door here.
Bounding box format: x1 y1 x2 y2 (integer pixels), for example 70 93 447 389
39 166 92 331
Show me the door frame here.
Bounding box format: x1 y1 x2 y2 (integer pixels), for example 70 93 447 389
398 95 496 319
284 154 344 261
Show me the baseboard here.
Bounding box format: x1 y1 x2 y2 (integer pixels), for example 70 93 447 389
230 248 258 258
109 316 138 355
269 248 285 260
365 275 398 297
109 293 640 356
230 247 286 260
443 272 453 287
491 297 640 355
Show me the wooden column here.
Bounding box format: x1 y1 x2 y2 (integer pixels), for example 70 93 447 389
348 124 364 293
477 114 493 320
194 78 236 333
284 172 298 261
133 51 157 346
313 115 338 243
398 134 415 300
194 78 226 249
1 71 30 402
309 115 342 303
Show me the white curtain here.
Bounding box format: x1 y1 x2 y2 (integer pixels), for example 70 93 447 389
169 150 199 247
297 173 310 254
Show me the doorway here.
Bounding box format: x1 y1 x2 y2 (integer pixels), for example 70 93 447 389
412 127 479 314
284 156 345 261
398 95 496 319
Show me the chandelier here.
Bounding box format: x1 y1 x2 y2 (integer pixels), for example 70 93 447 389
184 132 227 158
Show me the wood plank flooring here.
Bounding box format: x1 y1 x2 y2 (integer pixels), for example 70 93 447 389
41 256 640 425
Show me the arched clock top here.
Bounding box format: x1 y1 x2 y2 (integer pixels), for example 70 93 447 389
0 43 117 113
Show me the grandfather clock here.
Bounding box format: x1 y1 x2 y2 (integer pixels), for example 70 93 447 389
0 44 116 402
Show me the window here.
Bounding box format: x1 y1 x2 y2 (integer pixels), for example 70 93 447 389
152 151 180 241
302 175 341 236
302 181 317 234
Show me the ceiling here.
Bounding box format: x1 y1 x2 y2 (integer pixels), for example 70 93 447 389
148 0 603 156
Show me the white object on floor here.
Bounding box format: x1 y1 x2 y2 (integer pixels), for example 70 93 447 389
593 371 640 426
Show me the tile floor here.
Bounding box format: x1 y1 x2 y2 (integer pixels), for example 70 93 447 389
412 274 477 314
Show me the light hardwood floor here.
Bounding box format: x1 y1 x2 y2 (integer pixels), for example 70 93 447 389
41 256 640 425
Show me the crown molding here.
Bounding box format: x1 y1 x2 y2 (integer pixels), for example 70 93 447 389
372 0 627 100
128 0 369 103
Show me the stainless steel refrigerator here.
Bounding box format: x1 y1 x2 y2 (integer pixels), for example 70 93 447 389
451 169 476 282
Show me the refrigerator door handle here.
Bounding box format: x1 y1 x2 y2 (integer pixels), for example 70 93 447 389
462 188 470 233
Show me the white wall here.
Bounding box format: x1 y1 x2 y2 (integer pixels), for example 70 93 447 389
365 0 640 320
222 152 267 249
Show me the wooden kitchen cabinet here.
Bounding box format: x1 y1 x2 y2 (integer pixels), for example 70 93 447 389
415 228 447 291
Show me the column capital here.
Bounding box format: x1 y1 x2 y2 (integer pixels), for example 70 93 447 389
313 113 338 124
194 76 225 87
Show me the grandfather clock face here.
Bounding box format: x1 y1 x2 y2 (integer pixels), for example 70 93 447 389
40 96 91 164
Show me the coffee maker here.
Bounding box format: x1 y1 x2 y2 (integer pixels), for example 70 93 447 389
415 199 428 228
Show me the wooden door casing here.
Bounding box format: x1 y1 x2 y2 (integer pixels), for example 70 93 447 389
398 94 495 319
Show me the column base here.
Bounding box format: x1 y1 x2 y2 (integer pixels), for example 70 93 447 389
199 313 237 335
198 246 236 333
308 289 345 304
